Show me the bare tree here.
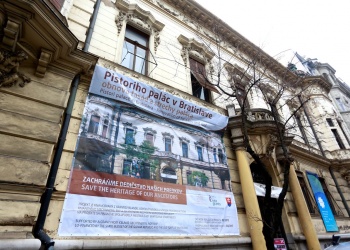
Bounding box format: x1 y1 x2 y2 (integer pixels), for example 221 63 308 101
154 18 323 249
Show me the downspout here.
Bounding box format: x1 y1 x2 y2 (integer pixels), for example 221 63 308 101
299 96 350 217
33 74 80 249
33 0 101 249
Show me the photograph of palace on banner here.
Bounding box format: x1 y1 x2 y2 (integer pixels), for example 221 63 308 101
73 94 230 191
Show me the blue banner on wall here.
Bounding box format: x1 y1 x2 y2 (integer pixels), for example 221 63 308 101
306 172 338 232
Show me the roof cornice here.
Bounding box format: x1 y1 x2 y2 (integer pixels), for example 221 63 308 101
160 0 298 84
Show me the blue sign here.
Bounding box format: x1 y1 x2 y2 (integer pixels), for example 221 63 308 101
306 172 338 232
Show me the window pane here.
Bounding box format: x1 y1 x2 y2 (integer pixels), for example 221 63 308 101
165 138 171 152
125 27 148 47
134 47 147 74
213 148 217 163
88 115 100 134
146 133 154 146
197 146 203 161
125 128 134 145
182 143 188 158
121 41 135 69
218 149 224 163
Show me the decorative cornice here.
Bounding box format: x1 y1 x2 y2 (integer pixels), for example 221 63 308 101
116 0 165 52
177 34 214 67
158 0 299 84
224 62 250 86
301 76 332 95
1 0 98 79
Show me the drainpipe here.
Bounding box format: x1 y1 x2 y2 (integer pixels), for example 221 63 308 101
83 0 101 51
33 74 80 249
33 0 101 248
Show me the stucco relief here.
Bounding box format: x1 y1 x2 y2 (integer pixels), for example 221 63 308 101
0 49 31 88
115 11 126 34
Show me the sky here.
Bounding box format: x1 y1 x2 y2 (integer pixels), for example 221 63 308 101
196 0 350 84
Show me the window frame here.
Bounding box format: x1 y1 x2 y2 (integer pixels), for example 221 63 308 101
296 171 319 215
121 25 149 75
165 137 172 152
196 145 203 161
88 115 100 134
182 142 188 158
331 128 345 149
125 128 135 145
189 58 217 103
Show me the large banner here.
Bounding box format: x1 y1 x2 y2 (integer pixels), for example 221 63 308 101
89 65 228 131
58 66 239 236
306 172 338 232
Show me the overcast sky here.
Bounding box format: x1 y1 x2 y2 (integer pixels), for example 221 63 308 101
196 0 350 84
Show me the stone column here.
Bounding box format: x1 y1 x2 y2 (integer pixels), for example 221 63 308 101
236 148 267 250
289 164 320 249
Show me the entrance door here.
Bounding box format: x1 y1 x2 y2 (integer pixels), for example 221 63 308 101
250 162 289 248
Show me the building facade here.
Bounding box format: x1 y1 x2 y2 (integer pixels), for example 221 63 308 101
1 0 350 249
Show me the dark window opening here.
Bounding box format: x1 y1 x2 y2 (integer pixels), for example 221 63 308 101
337 120 350 146
218 148 224 163
197 146 203 161
331 129 345 149
182 142 188 158
102 118 109 138
326 118 334 127
88 115 100 134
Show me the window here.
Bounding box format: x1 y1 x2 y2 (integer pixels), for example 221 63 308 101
102 118 109 138
88 115 100 134
326 118 334 127
235 83 248 107
213 148 217 163
336 98 346 111
125 128 135 145
145 133 154 146
296 171 319 215
197 146 203 161
296 115 309 144
319 177 344 217
218 148 224 164
337 120 350 146
165 138 172 152
189 58 218 102
121 25 149 75
182 142 188 158
331 129 345 149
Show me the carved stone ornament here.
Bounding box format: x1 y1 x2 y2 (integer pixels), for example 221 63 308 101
0 49 31 88
115 1 165 52
116 11 126 34
177 34 214 67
